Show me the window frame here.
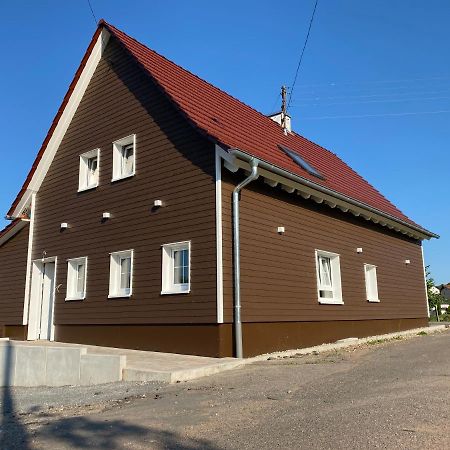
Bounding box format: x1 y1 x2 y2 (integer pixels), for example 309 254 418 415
112 134 136 182
364 263 380 302
315 249 343 305
108 249 134 299
65 257 88 301
161 241 191 295
78 148 100 192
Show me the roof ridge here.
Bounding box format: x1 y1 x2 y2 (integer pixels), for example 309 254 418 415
102 21 296 137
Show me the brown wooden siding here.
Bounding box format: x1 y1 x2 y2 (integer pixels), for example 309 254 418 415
32 38 217 325
222 169 428 323
0 224 29 325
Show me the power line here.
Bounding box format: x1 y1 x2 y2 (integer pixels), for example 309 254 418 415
287 0 319 110
293 75 450 90
87 0 98 25
292 94 450 108
301 109 450 120
292 87 450 103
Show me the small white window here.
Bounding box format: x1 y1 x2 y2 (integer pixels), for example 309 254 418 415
112 135 136 181
161 241 191 294
78 149 100 191
315 250 343 304
364 264 379 302
109 250 133 298
66 257 87 300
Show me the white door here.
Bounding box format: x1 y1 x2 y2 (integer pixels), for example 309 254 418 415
28 258 57 341
38 261 55 340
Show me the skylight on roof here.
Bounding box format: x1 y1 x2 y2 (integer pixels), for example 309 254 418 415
278 144 324 180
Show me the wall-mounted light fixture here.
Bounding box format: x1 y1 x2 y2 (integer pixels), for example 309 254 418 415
102 212 111 220
277 226 285 234
356 247 363 254
60 222 68 230
154 199 163 207
405 259 411 265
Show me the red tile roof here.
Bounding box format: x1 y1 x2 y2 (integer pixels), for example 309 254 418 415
7 20 433 236
102 22 420 229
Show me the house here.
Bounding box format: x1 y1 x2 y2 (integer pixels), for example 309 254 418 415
0 21 438 357
437 283 450 300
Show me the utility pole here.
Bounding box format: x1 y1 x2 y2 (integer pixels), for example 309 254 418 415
281 85 287 131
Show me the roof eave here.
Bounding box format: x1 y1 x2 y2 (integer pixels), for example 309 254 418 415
0 219 29 247
226 148 438 241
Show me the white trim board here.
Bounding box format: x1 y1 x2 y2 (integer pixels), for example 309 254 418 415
11 29 111 218
23 194 36 325
215 145 224 323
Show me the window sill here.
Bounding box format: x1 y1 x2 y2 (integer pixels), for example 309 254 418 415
65 296 85 301
111 173 135 183
161 289 190 295
108 293 132 299
318 299 344 305
77 184 98 193
367 298 380 303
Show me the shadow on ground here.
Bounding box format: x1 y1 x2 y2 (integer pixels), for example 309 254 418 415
31 416 218 449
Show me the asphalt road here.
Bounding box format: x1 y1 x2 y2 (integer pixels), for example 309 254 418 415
1 330 449 450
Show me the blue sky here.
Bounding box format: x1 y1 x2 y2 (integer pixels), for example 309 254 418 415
0 0 448 283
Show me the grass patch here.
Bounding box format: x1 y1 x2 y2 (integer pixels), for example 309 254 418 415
417 331 428 336
367 339 387 345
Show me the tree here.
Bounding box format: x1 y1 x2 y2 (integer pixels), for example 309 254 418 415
426 265 446 316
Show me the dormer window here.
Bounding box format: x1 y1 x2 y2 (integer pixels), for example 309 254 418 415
112 134 136 181
78 149 100 191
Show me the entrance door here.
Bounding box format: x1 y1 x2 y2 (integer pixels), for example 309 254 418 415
28 258 57 341
38 261 55 340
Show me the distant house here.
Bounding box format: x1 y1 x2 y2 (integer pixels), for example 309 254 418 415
0 21 438 357
437 283 450 300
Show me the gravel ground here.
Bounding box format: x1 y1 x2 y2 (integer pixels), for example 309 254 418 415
3 381 163 415
1 329 449 449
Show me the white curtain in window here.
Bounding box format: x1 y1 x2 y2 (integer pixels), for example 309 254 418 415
76 262 85 295
318 255 332 288
87 156 98 186
121 145 134 176
120 256 131 291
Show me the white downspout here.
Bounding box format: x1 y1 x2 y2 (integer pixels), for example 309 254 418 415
232 158 259 358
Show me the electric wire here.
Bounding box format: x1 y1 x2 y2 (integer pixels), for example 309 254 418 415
287 0 319 111
87 0 98 25
302 109 450 120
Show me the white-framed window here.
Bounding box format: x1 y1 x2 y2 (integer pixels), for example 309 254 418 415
161 241 191 294
108 250 133 298
78 149 100 191
112 134 136 181
66 257 87 300
364 264 380 302
315 250 343 304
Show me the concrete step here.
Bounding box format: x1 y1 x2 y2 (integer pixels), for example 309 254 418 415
123 360 244 383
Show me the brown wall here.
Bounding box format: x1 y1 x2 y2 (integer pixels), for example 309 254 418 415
32 37 217 326
0 223 29 327
54 317 427 357
222 170 428 324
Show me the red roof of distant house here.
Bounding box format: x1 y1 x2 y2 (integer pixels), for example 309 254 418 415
7 21 434 236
